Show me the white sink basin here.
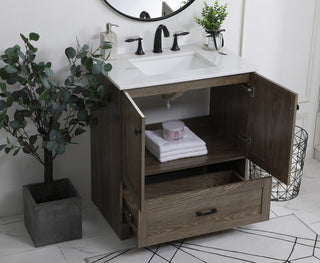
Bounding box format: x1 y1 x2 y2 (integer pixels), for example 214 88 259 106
129 51 215 76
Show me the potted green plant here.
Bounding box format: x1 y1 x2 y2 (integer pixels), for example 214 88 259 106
195 1 228 51
0 32 111 247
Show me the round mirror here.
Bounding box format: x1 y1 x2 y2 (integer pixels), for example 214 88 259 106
104 0 195 21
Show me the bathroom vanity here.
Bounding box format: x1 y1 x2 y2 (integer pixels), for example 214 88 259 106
91 45 297 248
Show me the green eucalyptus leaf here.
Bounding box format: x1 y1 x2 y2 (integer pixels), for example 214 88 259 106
0 145 6 151
9 120 20 130
4 65 17 74
45 141 55 151
14 111 24 121
65 47 76 59
0 120 5 129
13 148 20 156
77 109 88 121
6 96 14 107
97 85 104 93
4 147 11 154
44 68 53 78
62 90 71 102
29 135 37 145
39 72 51 89
0 100 6 110
7 75 19 85
38 88 49 101
55 143 66 155
20 33 28 43
82 44 89 51
64 76 73 86
22 145 32 154
92 63 101 75
27 42 37 53
18 50 25 60
49 129 57 140
29 32 40 41
0 83 6 93
81 57 93 70
75 127 86 136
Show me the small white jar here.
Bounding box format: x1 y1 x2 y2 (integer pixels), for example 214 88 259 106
162 120 184 141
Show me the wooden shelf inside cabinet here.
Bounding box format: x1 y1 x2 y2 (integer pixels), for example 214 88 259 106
145 117 245 176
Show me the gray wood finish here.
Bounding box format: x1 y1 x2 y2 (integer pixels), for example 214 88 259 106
248 73 297 185
122 92 145 211
91 72 295 248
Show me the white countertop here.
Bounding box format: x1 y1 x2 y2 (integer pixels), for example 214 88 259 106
107 44 255 90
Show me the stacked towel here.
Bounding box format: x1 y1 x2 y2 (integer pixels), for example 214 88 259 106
145 126 208 162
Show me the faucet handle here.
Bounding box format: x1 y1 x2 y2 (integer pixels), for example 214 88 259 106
171 32 190 51
125 37 145 55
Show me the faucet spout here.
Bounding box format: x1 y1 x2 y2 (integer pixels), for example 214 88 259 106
153 24 170 53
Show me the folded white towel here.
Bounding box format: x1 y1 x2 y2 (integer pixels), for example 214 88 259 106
145 126 206 154
147 144 208 162
145 126 208 162
146 142 207 159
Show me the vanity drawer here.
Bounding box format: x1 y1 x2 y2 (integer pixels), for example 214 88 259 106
139 172 271 247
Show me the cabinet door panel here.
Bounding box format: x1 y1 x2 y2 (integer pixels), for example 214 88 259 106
248 73 297 184
122 92 145 210
210 84 249 154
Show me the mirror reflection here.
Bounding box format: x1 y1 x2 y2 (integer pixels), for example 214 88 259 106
105 0 193 21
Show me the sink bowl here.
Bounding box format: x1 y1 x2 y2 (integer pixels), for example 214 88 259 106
129 51 214 76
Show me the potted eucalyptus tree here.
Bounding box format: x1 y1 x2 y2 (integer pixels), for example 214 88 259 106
0 32 111 247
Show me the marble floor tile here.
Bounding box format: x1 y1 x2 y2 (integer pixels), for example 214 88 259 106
0 220 35 257
58 233 136 263
0 246 67 263
0 213 23 226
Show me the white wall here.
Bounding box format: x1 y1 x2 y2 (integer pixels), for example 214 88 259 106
241 0 320 158
0 0 244 217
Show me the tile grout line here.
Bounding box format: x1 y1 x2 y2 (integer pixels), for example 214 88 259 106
58 245 69 263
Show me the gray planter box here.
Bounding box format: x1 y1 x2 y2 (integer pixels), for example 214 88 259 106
23 178 82 247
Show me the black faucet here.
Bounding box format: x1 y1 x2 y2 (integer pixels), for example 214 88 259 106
153 24 170 53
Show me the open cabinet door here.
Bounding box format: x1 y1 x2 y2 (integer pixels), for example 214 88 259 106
248 73 297 185
122 91 145 211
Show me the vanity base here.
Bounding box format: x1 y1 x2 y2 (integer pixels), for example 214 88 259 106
91 72 296 248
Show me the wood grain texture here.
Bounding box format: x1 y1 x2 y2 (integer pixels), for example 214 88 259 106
210 84 249 154
248 73 297 185
145 117 244 176
91 79 130 239
145 170 243 199
122 92 145 211
139 176 272 247
126 74 251 98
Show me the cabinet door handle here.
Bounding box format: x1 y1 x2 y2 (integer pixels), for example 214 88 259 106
135 129 142 136
196 208 217 217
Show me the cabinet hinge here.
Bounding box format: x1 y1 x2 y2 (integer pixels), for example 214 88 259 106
238 134 251 145
242 83 255 98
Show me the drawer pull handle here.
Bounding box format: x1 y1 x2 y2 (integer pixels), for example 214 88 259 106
196 208 217 217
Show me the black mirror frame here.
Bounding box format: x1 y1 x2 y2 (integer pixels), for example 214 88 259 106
103 0 195 22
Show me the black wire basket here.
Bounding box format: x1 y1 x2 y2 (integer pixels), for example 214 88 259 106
249 126 308 201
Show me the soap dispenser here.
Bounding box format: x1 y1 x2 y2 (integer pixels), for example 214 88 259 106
100 23 119 60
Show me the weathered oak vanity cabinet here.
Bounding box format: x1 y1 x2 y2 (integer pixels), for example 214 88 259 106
91 47 297 248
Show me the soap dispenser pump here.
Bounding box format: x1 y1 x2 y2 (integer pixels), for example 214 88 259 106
100 23 119 60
